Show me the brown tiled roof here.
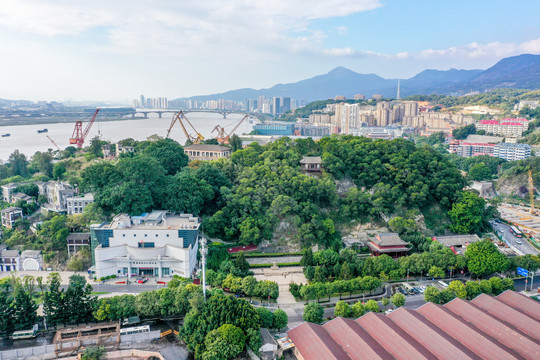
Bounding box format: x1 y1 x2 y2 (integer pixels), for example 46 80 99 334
372 233 409 246
287 291 540 360
300 156 322 164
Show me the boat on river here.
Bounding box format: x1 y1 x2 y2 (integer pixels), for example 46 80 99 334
1 133 10 137
37 129 48 133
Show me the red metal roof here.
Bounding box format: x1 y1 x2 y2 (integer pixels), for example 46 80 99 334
288 322 352 360
444 298 540 360
356 313 437 360
417 302 524 360
226 244 257 253
323 317 394 360
288 291 540 360
471 293 540 341
387 307 480 359
496 290 540 321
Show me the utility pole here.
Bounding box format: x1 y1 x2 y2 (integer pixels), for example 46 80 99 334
200 235 207 300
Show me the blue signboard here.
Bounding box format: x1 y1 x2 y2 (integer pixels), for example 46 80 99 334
517 267 528 277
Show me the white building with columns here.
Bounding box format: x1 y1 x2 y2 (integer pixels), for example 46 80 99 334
90 210 200 279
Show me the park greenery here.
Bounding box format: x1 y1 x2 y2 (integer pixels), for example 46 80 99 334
424 277 515 305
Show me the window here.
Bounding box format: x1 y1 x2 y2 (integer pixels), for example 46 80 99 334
155 234 158 237
134 234 136 237
123 234 126 237
145 234 147 237
166 234 169 237
138 242 155 248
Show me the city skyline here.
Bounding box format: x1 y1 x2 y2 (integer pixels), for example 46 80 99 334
0 0 539 102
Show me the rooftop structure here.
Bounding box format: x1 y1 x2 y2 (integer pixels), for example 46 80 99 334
183 144 232 161
299 156 322 173
476 118 528 137
91 211 200 279
464 134 503 144
288 290 540 360
433 234 481 255
367 233 409 258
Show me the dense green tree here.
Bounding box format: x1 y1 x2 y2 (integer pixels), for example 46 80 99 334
272 309 288 330
448 280 467 299
465 281 482 299
181 294 260 359
135 291 161 317
166 170 213 215
428 266 445 278
0 291 14 338
448 191 494 234
465 240 508 277
334 300 351 317
12 287 37 330
81 346 106 360
15 183 39 198
301 248 315 267
468 163 492 181
142 138 189 175
256 308 274 328
233 252 251 277
229 134 243 152
452 124 476 140
351 301 365 317
52 162 67 180
364 300 380 313
303 302 324 324
391 292 406 308
8 150 29 177
203 324 246 360
63 275 96 324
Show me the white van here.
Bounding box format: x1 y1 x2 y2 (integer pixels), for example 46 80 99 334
11 329 37 340
437 280 449 289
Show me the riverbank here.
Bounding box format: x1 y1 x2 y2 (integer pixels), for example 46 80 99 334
0 115 139 127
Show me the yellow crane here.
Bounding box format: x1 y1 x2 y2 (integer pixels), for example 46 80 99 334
166 111 204 144
211 114 249 144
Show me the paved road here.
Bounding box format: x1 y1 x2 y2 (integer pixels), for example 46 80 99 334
490 220 539 255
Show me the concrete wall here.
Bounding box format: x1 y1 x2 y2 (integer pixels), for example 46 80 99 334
0 344 56 360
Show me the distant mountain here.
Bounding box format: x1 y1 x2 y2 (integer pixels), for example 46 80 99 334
175 54 540 102
452 54 540 92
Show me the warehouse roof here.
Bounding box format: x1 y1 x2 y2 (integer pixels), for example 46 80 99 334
288 290 540 360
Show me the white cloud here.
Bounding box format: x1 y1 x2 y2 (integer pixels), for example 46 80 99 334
0 0 381 56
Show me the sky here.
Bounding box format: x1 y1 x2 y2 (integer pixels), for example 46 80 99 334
0 0 539 102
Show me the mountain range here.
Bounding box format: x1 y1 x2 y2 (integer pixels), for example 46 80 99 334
176 54 540 102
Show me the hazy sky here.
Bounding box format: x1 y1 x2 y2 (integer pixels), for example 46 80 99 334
0 0 539 102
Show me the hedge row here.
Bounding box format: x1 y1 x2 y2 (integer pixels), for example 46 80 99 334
232 252 302 258
250 262 301 268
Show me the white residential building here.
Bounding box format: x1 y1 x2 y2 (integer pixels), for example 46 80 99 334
1 207 23 229
475 118 529 138
37 181 77 213
66 193 94 215
91 211 200 279
493 143 532 161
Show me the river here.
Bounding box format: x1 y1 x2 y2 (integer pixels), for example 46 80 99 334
0 112 256 161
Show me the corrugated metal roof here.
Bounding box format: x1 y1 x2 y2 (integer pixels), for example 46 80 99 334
417 302 524 360
444 297 540 360
471 293 540 341
323 317 394 360
288 322 352 360
496 290 540 321
288 291 540 360
387 307 480 360
356 313 437 360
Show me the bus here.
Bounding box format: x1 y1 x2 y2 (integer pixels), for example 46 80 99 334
11 329 37 340
120 325 150 336
510 226 523 238
437 281 449 289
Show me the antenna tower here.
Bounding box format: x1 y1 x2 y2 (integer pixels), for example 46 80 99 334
397 79 401 100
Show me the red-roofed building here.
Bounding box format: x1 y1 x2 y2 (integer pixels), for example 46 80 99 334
287 290 540 360
476 118 529 137
367 233 410 258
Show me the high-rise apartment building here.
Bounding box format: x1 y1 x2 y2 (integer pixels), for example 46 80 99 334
281 97 291 113
272 97 281 115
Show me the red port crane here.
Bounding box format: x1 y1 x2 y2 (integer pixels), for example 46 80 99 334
45 135 62 151
69 108 101 148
